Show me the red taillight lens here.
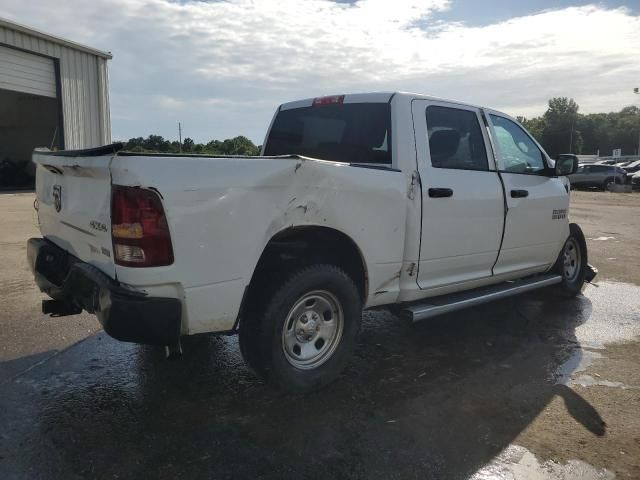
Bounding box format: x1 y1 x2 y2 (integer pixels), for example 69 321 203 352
312 95 344 106
111 185 174 267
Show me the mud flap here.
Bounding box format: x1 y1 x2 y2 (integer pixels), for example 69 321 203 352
585 263 598 283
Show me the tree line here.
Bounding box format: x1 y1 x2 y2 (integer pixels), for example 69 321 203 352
121 135 260 156
518 98 640 158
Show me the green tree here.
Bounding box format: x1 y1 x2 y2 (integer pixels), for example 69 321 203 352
182 137 195 153
120 135 260 156
613 106 640 155
541 97 582 157
518 116 546 143
219 136 259 155
143 135 170 152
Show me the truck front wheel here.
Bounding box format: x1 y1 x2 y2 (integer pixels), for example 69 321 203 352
239 264 362 392
553 223 588 296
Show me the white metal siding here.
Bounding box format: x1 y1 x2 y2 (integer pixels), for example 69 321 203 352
0 23 111 149
0 45 56 97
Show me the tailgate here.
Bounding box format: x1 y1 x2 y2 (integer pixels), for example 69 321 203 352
33 149 116 278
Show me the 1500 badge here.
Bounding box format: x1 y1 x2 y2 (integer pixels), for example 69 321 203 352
552 209 567 220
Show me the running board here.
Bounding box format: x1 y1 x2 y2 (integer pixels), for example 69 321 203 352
402 274 563 322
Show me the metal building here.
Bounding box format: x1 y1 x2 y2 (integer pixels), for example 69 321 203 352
0 17 111 185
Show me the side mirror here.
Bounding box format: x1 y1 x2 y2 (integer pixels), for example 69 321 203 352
555 154 578 176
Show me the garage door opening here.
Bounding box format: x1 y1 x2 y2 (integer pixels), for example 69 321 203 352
0 89 62 187
0 45 62 189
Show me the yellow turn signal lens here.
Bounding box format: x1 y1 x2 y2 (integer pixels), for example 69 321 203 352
112 222 144 239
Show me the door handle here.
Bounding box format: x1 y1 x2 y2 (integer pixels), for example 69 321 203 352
511 189 529 198
428 188 453 198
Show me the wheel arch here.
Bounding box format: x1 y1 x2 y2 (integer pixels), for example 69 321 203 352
246 225 369 307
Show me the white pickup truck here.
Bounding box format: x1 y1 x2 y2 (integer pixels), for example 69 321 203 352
28 92 596 392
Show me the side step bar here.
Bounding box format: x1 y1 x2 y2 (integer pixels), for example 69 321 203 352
402 274 563 322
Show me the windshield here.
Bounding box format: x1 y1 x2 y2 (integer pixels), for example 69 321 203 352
263 103 391 165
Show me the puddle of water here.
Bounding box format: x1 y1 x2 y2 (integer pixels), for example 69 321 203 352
575 282 640 348
588 237 615 241
554 281 640 388
470 445 615 480
555 349 602 385
571 375 637 390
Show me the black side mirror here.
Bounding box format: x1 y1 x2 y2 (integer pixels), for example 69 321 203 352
555 154 578 176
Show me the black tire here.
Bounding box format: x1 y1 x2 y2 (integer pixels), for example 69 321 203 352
603 177 614 191
552 223 588 296
239 264 362 393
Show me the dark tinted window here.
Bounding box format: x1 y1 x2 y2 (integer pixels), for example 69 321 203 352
425 106 488 171
591 165 608 172
264 103 391 165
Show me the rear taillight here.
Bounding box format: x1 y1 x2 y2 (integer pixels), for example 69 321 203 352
111 185 174 267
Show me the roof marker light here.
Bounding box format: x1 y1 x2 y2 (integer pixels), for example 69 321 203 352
312 95 345 106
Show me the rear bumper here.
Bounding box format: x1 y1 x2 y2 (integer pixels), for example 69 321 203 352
28 237 181 345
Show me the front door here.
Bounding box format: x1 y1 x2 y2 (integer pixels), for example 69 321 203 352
485 111 569 276
412 100 505 291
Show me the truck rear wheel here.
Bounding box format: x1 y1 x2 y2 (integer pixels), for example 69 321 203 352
239 264 362 392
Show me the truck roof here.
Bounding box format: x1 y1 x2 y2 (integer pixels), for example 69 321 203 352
279 91 485 112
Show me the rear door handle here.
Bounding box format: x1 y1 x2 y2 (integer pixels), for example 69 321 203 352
511 189 529 198
428 188 453 198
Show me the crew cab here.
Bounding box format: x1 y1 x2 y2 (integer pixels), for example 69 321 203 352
28 92 596 392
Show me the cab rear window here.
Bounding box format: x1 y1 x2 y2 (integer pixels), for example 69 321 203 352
264 103 391 165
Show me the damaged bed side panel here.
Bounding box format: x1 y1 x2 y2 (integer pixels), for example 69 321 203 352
110 155 408 334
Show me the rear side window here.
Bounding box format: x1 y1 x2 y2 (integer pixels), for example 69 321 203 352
425 106 488 171
264 103 391 165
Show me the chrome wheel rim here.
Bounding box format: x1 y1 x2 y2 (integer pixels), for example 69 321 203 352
281 290 344 370
563 238 581 282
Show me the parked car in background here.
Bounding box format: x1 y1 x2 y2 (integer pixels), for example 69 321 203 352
569 164 627 190
622 160 640 175
631 172 640 190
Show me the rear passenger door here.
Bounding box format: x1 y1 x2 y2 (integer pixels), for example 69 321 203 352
486 112 569 276
412 100 504 291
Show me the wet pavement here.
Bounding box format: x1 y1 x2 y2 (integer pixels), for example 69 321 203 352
1 281 638 479
1 191 640 479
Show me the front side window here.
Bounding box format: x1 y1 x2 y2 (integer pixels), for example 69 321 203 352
425 106 488 171
264 103 391 165
490 115 547 174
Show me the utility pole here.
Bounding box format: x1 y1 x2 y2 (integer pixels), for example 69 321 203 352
569 118 574 153
178 122 183 153
634 88 639 156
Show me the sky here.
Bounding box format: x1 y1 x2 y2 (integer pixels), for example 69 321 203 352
2 0 640 144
